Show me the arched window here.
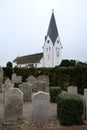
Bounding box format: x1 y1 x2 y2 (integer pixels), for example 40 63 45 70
46 48 48 52
47 55 49 59
49 47 51 51
47 40 50 43
56 47 57 51
57 40 59 43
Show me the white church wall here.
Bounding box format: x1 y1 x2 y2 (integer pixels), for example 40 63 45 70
43 36 53 67
36 57 43 68
53 37 62 67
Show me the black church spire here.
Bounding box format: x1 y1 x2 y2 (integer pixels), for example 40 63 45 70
47 10 58 44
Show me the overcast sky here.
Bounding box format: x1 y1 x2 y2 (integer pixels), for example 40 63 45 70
0 0 87 67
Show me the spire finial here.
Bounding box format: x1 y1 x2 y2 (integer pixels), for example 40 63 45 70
52 9 54 13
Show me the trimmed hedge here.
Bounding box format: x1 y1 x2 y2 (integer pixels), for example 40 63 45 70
14 83 22 88
57 93 83 126
2 65 87 95
50 87 61 103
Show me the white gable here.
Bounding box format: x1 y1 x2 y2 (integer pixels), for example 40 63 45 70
43 35 62 67
53 36 62 67
43 36 53 67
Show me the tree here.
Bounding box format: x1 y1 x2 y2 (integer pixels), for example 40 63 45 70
6 61 13 68
59 59 70 67
69 60 76 66
59 59 76 67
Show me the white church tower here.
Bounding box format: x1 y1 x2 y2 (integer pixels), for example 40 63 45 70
43 10 63 67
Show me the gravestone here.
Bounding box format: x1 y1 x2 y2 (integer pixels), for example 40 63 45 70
4 83 14 94
12 73 17 83
3 83 14 102
32 91 50 123
5 78 12 84
19 82 32 102
0 66 3 91
68 86 77 95
12 73 22 83
4 88 23 124
16 76 22 83
36 75 49 92
27 75 36 91
84 89 87 120
35 79 45 92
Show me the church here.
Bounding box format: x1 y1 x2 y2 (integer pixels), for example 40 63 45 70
13 10 63 68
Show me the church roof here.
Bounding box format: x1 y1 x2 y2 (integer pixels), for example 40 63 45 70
47 10 58 44
13 53 43 64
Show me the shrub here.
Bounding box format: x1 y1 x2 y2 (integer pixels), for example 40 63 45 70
14 83 22 88
3 67 13 79
6 61 13 68
50 87 61 103
57 93 83 126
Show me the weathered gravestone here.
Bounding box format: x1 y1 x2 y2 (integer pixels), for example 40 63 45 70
4 88 23 124
26 75 36 91
19 82 32 102
32 91 50 123
4 78 12 84
35 76 46 92
35 80 45 92
84 89 87 120
36 75 49 92
3 83 14 101
68 86 77 95
0 66 3 91
16 76 22 83
11 73 17 83
12 73 22 83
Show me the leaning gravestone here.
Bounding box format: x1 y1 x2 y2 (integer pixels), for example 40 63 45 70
0 66 3 91
26 75 36 91
4 88 23 124
68 86 77 95
32 91 50 123
36 75 49 92
19 82 32 102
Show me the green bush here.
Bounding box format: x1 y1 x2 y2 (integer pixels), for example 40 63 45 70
50 87 61 103
14 83 22 88
57 93 83 126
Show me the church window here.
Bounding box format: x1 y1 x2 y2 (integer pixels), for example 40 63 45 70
47 40 50 43
48 55 49 59
57 53 59 60
56 47 59 56
49 47 51 51
57 52 59 56
46 48 48 52
56 47 57 51
57 40 59 43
